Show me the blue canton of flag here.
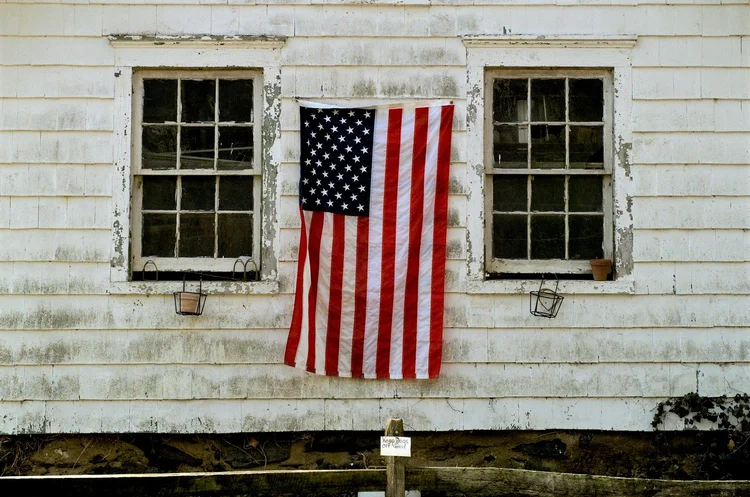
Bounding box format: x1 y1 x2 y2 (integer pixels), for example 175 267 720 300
299 107 376 217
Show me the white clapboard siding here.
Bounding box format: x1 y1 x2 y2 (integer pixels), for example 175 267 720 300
633 262 750 295
632 68 750 99
633 197 750 229
633 229 750 262
0 0 749 433
1 294 748 331
0 397 678 433
632 36 745 67
0 262 111 295
632 133 750 164
2 328 749 367
0 229 111 263
0 66 115 99
2 197 110 229
0 37 113 67
633 165 750 197
0 99 114 132
281 37 467 66
0 362 733 401
0 164 111 196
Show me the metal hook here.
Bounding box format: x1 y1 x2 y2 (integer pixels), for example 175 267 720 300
245 259 259 282
143 260 158 281
232 258 259 282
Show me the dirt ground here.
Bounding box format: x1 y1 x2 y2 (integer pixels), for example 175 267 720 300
1 430 747 480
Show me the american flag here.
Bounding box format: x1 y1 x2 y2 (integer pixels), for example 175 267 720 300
284 102 454 379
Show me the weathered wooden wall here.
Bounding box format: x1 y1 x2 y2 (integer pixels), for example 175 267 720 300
0 0 748 434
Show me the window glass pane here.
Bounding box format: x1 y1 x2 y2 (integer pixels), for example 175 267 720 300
219 177 253 211
493 125 528 168
530 215 565 259
180 127 215 169
493 79 527 123
143 79 177 123
218 214 253 257
569 215 604 260
181 79 216 122
181 176 215 211
570 79 603 122
569 126 604 169
142 214 176 257
493 175 527 212
530 125 565 168
179 214 214 257
142 176 177 210
569 176 603 212
493 214 527 259
531 79 565 122
531 176 565 212
142 126 177 170
219 80 254 123
217 127 254 170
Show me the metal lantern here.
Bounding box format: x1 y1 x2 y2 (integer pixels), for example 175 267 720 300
529 277 564 318
173 276 208 316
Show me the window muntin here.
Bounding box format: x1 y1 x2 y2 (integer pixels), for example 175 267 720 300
131 70 261 275
485 70 613 276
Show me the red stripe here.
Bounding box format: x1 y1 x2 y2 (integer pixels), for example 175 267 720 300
285 207 308 366
305 211 325 373
350 216 369 378
429 105 454 379
376 108 403 378
325 214 346 376
402 108 429 379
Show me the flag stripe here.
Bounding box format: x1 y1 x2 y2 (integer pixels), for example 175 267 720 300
402 107 429 379
295 210 315 368
305 211 325 373
325 213 346 375
337 216 359 377
415 107 442 378
389 109 416 378
284 207 308 366
428 105 454 379
363 110 389 378
314 212 335 374
376 108 403 379
351 215 370 378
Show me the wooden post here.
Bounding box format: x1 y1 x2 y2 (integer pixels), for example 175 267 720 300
385 418 406 497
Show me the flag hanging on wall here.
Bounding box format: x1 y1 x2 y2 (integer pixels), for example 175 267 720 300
284 101 455 380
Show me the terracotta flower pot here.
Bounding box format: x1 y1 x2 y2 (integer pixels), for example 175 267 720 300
178 292 201 314
590 259 612 281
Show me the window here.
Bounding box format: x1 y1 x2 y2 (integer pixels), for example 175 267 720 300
485 70 613 277
131 70 261 278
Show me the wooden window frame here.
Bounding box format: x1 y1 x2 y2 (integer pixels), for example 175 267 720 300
131 69 262 274
462 35 637 294
484 69 614 276
108 36 285 293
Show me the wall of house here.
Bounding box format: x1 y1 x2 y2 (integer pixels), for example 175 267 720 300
0 0 748 434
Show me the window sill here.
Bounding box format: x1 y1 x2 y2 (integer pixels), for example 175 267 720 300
108 279 280 296
466 278 634 295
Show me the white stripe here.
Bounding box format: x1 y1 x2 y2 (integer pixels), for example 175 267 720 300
295 210 315 368
415 107 442 378
337 216 359 377
363 109 389 378
313 212 335 374
389 109 415 378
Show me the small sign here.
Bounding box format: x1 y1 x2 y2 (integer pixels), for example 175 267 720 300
380 436 411 457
